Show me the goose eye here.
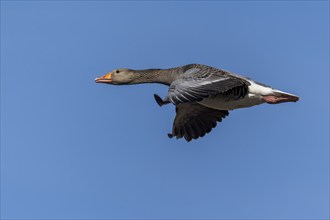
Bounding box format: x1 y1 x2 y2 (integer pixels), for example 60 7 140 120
116 70 119 73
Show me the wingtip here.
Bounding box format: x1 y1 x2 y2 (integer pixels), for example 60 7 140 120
154 94 164 107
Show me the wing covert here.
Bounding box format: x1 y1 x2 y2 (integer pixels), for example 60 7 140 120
164 65 250 105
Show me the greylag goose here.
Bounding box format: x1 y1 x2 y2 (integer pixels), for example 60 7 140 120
95 64 299 142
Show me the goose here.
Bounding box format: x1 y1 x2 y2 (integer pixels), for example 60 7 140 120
95 64 299 142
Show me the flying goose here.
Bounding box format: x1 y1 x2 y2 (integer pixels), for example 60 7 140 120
95 64 299 142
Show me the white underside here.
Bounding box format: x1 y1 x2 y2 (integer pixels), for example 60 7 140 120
199 80 278 110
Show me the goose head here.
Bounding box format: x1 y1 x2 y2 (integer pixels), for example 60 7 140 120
95 68 135 85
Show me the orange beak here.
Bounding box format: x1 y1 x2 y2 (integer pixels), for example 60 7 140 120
95 72 112 83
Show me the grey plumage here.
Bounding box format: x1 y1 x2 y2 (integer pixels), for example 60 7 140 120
95 63 299 142
152 64 249 141
168 102 229 142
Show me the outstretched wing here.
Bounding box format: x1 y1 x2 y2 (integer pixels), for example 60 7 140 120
168 102 229 142
165 66 250 105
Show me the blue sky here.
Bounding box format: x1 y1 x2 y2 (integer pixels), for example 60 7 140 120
1 1 329 219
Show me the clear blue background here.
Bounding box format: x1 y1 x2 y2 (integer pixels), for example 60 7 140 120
1 1 329 219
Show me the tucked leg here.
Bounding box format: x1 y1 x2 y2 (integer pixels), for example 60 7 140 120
262 94 299 104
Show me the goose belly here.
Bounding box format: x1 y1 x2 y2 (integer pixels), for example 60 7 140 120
199 93 265 110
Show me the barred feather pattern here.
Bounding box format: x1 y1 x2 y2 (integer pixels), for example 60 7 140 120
165 64 250 105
